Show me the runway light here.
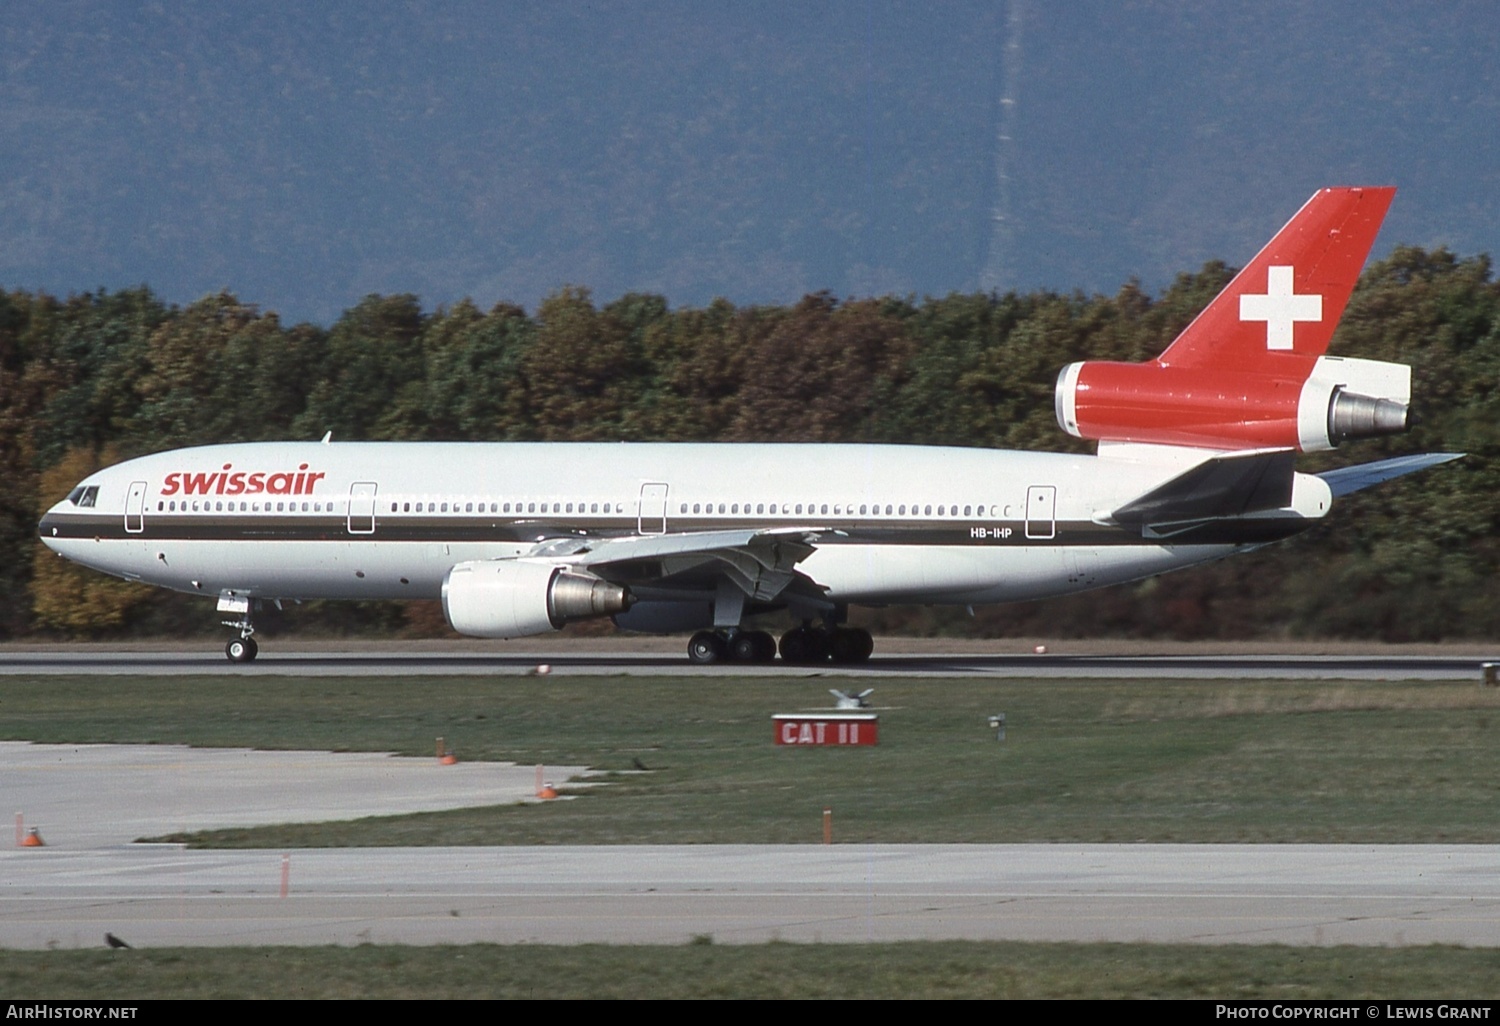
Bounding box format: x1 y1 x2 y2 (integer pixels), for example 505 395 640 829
535 663 551 676
1033 644 1048 654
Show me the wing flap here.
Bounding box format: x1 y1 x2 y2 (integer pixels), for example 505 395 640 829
559 527 820 602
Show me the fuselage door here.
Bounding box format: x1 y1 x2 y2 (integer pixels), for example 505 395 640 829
1025 485 1056 540
638 482 668 535
348 482 377 535
124 481 147 534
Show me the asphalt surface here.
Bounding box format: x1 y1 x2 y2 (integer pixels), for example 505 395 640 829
3 648 1497 679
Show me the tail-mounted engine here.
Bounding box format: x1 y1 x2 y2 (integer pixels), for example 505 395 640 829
1055 355 1411 452
442 560 634 639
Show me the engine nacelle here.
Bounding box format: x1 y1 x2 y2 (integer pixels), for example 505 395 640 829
1055 355 1410 452
441 560 633 639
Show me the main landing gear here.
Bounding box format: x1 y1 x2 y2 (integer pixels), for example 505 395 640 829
685 624 874 665
688 629 778 664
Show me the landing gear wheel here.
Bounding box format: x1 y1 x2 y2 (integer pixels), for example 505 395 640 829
225 636 258 663
828 627 874 664
728 632 761 662
687 630 726 665
726 630 777 663
779 626 830 664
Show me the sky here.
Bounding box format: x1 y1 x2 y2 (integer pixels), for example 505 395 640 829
2 1 1497 325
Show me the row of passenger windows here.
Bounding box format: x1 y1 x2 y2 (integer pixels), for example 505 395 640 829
156 497 997 518
679 501 985 517
391 500 628 514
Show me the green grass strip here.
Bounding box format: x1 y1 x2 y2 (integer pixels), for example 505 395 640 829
6 674 1500 845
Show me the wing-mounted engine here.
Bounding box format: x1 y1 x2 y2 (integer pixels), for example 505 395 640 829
441 560 633 639
1055 355 1410 453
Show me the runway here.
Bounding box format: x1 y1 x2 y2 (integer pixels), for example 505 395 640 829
3 644 1496 679
8 844 1500 948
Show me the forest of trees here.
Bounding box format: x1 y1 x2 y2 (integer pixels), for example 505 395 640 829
4 245 1498 642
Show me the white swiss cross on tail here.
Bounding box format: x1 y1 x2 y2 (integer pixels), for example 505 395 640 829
1239 265 1323 351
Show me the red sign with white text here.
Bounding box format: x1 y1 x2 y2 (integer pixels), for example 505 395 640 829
773 714 878 746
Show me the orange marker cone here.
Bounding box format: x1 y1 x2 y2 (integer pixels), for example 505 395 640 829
20 828 44 847
538 781 558 800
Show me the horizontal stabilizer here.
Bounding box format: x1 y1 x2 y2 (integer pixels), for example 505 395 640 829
1110 449 1297 527
1317 452 1464 497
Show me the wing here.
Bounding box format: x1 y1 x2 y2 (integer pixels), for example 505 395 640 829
1316 452 1464 497
528 526 823 603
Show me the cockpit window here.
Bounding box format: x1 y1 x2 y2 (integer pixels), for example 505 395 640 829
67 485 99 508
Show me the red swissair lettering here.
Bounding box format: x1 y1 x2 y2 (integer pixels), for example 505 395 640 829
160 463 327 496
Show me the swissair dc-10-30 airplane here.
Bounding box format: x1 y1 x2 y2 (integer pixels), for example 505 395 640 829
39 187 1460 663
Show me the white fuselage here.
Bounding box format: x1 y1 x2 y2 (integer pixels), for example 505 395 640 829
37 440 1328 614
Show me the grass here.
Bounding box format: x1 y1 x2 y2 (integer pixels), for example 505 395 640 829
4 674 1500 846
5 941 1500 998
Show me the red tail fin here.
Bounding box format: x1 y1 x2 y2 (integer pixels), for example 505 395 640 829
1055 187 1408 452
1158 186 1395 373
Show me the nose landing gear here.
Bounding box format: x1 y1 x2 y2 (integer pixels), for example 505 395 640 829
219 594 259 662
225 634 258 662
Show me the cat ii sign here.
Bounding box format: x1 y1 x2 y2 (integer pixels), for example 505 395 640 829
773 714 878 746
